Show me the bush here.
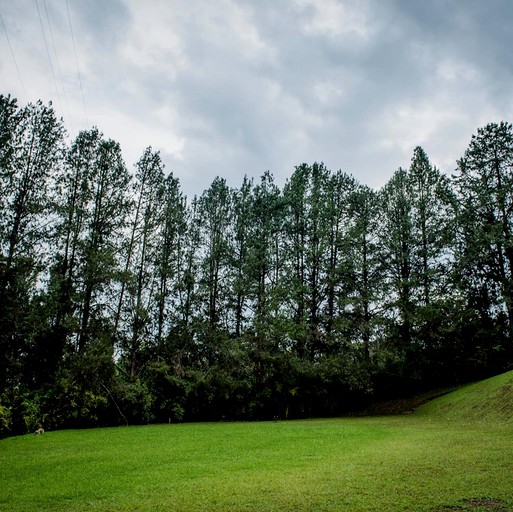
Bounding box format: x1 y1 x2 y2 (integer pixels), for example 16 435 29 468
113 379 154 424
0 403 12 438
21 394 45 433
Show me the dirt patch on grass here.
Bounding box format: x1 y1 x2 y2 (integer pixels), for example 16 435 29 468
438 497 512 511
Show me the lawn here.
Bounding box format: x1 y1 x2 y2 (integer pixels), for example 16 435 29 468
1 372 512 512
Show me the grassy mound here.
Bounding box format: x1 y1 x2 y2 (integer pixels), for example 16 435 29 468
417 370 513 424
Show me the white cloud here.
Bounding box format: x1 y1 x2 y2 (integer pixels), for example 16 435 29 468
375 101 464 154
435 59 481 84
121 3 187 73
297 0 376 42
91 106 185 165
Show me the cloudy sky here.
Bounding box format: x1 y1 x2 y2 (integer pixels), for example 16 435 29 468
1 0 512 198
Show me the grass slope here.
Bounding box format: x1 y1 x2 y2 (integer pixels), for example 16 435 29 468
417 370 513 424
0 371 512 512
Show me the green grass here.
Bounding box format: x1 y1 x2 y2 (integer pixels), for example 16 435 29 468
418 370 513 424
1 371 513 511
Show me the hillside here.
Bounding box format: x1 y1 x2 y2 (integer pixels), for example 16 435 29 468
1 373 513 511
417 370 513 423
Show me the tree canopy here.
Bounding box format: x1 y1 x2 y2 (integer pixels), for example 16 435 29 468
1 93 512 436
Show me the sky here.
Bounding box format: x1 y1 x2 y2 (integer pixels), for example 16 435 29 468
1 0 513 198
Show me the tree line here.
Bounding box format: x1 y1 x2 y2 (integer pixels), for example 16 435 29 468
1 93 512 436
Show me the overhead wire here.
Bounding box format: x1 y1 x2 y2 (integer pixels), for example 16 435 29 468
42 0 74 132
3 2 89 130
66 0 89 127
34 0 64 115
0 11 29 103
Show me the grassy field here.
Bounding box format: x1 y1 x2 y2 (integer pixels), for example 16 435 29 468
1 371 512 512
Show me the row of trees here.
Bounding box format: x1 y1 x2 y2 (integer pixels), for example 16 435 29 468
1 93 512 436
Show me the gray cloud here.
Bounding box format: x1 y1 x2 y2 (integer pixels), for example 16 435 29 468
1 0 512 197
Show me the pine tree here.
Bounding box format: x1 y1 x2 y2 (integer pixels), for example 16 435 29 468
72 134 131 352
154 172 186 349
231 176 253 337
117 147 165 379
197 177 233 334
0 99 65 390
347 184 381 360
455 122 513 340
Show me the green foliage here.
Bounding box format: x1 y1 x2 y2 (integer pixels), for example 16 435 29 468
0 402 12 437
112 379 153 424
27 381 108 431
455 122 513 338
1 92 513 434
21 394 44 433
0 98 66 394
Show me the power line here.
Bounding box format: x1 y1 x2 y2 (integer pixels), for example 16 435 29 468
66 0 89 127
34 0 64 115
0 11 29 103
42 0 74 132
